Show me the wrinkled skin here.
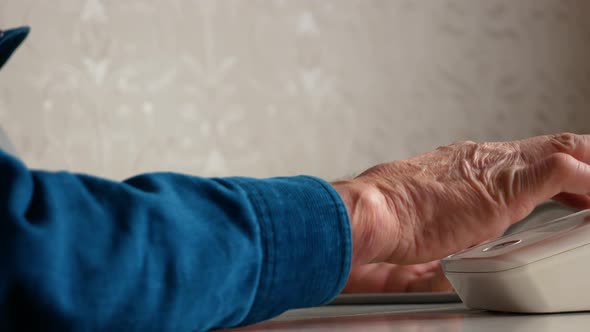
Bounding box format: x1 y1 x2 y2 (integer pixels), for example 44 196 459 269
333 133 590 293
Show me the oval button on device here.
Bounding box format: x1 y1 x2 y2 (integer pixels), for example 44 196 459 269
482 239 521 252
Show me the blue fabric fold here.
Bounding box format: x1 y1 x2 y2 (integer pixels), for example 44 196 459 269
0 26 30 70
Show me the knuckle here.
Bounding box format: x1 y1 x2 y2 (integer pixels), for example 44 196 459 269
547 152 571 166
549 132 579 153
546 153 576 176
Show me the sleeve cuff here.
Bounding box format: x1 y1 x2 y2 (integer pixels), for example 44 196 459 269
229 175 352 324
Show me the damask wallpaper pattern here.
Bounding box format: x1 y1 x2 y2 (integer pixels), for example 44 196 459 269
0 0 589 179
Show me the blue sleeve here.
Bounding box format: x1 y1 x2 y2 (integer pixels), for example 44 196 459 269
0 150 352 331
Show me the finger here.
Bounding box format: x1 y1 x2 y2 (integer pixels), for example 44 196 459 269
401 260 440 274
552 193 590 210
406 272 454 293
514 153 590 207
406 264 454 293
516 133 590 163
343 262 451 293
343 263 414 293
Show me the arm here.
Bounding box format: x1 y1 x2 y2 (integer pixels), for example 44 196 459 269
0 150 351 331
4 132 589 330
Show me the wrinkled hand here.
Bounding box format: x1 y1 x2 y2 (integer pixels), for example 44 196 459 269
334 133 590 278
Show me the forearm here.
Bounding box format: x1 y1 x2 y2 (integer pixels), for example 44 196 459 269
0 151 352 331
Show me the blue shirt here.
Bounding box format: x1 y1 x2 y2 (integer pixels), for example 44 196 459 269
0 150 352 331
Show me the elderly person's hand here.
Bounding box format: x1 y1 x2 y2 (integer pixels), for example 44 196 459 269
334 133 590 293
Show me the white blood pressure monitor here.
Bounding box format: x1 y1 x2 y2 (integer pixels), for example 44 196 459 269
442 209 590 313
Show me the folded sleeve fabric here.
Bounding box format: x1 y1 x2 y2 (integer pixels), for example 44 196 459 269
0 150 351 331
0 26 29 70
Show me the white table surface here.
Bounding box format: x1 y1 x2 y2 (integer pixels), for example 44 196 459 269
228 303 590 331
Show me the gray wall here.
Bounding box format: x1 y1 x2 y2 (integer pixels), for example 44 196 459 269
1 0 589 179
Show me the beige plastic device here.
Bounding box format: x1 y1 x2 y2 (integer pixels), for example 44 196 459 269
442 209 590 313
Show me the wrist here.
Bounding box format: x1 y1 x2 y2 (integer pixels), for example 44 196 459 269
332 179 395 266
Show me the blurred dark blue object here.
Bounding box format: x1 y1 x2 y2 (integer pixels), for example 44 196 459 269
0 26 30 70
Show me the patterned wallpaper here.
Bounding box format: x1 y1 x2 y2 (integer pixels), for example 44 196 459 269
0 0 589 180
